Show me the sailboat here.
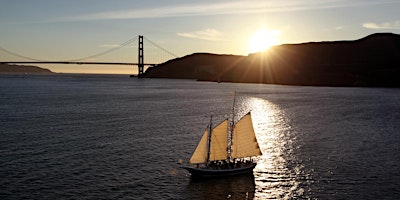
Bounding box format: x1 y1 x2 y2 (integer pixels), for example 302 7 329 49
183 93 262 177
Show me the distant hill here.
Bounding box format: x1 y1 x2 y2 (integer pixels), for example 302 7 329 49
144 33 400 87
144 53 246 80
0 63 53 74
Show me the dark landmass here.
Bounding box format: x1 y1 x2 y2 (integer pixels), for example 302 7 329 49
0 63 53 74
144 33 400 87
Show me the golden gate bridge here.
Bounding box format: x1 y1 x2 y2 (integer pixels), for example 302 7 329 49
0 35 178 76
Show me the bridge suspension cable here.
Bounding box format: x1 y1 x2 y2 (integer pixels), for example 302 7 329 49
0 36 139 63
143 37 178 58
66 36 138 62
0 46 46 62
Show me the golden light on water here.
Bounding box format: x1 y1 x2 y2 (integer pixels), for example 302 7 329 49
240 97 305 199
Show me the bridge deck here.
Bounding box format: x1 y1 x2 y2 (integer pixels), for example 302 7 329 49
1 61 156 66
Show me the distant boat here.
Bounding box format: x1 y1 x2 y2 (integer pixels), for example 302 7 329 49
182 92 262 177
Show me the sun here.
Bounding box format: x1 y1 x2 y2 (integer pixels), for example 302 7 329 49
248 29 280 53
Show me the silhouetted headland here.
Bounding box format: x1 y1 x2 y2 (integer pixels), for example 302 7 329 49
0 63 53 74
144 33 400 87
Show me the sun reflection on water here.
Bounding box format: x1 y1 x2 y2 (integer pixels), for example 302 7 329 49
240 97 307 199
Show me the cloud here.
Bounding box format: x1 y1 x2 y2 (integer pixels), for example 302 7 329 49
363 20 400 30
177 29 223 41
71 0 398 21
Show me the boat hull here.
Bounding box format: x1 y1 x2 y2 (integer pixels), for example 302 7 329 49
182 163 256 177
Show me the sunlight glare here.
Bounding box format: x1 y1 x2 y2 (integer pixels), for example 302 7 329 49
239 96 303 199
248 29 281 53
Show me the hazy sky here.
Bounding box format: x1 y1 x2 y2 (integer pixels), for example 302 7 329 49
1 0 400 74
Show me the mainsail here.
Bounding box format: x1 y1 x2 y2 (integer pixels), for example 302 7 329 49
231 113 262 159
189 119 229 164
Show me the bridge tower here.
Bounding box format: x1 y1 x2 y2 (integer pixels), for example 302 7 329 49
138 35 144 76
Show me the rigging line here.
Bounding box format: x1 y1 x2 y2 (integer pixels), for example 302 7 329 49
143 37 179 58
0 46 46 62
67 36 138 62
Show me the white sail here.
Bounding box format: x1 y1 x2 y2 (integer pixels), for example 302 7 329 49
231 113 262 159
209 119 229 161
189 128 209 164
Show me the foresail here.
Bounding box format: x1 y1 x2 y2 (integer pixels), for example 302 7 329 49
209 119 229 161
189 129 209 164
231 113 262 159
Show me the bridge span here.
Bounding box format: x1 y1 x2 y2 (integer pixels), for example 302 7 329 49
0 35 175 76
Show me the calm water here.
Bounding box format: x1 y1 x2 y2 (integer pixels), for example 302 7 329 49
1 74 399 199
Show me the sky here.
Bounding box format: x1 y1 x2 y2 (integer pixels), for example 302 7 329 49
1 0 400 74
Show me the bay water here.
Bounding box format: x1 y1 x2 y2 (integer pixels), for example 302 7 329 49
1 74 399 199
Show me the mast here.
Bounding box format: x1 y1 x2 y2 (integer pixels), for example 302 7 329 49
228 91 236 160
206 115 213 165
232 91 236 124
